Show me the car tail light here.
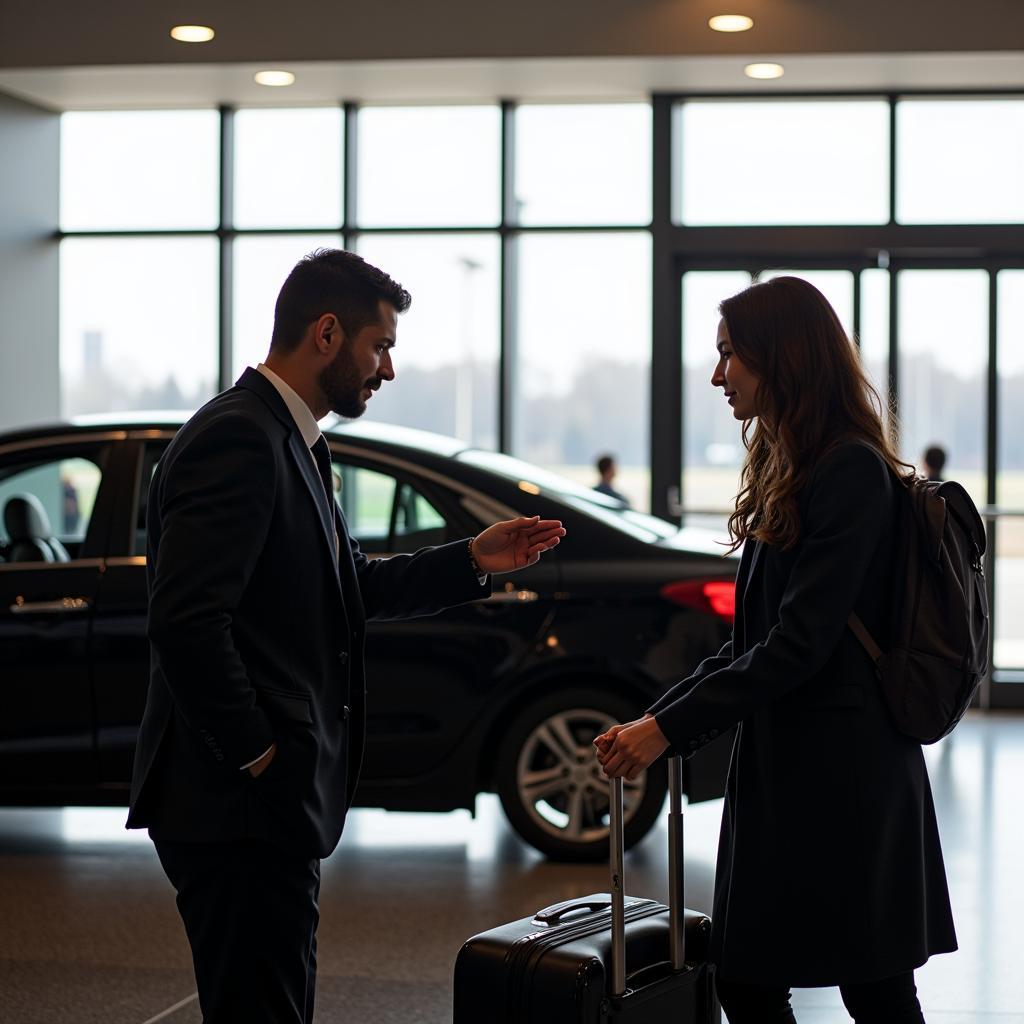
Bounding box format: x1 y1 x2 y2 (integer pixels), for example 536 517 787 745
660 579 736 623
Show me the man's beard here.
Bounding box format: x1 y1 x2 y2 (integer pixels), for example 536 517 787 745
318 344 378 419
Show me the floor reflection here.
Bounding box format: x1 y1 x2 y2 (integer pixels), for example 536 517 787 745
0 712 1020 1023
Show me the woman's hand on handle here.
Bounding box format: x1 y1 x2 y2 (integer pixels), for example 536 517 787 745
594 714 670 781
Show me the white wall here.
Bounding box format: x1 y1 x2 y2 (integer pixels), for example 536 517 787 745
0 90 59 432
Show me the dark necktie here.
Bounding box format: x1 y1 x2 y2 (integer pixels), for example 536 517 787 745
311 435 335 516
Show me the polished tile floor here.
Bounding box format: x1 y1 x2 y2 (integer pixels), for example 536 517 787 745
1 712 1021 1023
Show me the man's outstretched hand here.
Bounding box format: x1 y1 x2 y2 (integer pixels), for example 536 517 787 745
472 515 566 574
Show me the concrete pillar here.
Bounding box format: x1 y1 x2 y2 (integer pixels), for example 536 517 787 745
0 90 59 433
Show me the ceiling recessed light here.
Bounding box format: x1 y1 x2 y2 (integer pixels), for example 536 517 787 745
744 62 785 80
254 70 296 87
709 14 754 32
170 25 215 43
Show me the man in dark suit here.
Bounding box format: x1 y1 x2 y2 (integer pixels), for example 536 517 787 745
126 249 565 1023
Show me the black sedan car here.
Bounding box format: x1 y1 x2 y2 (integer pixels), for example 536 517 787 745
0 415 737 860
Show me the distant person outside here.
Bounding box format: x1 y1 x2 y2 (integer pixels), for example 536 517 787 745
593 453 630 506
922 445 947 482
61 475 80 534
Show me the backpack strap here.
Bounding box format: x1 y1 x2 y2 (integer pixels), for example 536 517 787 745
848 612 884 671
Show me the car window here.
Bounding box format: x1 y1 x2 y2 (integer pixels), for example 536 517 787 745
128 448 451 558
0 455 103 562
335 464 396 544
393 482 447 546
332 461 448 554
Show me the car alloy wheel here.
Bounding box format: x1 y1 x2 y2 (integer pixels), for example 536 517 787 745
495 688 668 861
515 707 644 843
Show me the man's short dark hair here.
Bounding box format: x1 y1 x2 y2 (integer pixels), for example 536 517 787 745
596 454 616 475
270 249 411 353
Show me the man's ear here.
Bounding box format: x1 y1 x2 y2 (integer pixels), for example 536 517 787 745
313 313 347 357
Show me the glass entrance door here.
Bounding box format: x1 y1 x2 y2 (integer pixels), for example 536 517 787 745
677 263 1024 707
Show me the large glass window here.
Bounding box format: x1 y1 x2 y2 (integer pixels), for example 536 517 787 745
997 273 1024 672
60 237 219 415
994 519 1024 670
354 234 500 450
897 270 988 506
61 111 219 230
678 100 890 225
998 271 1024 509
859 268 891 414
515 104 651 226
514 233 651 510
47 96 1024 698
896 99 1024 224
681 271 751 527
233 108 343 228
356 106 501 227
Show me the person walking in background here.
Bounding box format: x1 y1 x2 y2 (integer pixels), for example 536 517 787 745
595 276 956 1023
126 249 565 1024
593 452 630 506
922 444 947 482
61 474 79 535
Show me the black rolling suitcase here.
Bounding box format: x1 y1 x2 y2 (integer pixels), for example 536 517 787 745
453 756 720 1023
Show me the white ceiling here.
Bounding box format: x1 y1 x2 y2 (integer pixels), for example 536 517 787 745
1 52 1023 111
0 0 1022 109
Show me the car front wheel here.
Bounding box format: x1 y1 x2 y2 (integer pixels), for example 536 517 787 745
494 688 668 861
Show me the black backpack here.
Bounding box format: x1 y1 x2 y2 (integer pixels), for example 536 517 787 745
848 473 990 744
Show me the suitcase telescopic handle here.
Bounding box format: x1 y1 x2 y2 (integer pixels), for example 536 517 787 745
609 755 685 999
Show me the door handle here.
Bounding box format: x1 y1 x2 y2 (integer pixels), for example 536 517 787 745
483 584 539 604
9 596 92 614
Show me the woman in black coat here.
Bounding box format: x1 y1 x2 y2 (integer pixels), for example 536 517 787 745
596 277 956 1023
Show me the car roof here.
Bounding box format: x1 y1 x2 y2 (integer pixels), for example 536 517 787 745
0 412 189 446
0 411 471 459
325 418 468 458
0 411 739 561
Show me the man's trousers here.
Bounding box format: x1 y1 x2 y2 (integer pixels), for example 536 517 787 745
155 837 321 1024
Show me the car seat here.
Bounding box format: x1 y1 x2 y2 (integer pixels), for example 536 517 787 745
3 494 71 563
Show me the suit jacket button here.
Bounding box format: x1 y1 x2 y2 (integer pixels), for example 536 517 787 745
340 705 351 721
338 651 349 665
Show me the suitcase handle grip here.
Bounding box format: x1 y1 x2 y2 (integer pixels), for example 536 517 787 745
531 897 611 927
609 755 686 999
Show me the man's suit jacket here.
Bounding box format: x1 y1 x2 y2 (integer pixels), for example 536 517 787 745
127 368 489 858
648 441 956 986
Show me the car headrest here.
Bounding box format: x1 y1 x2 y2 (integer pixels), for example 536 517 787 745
4 493 54 542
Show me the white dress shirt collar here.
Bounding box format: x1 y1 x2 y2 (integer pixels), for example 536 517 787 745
255 363 321 449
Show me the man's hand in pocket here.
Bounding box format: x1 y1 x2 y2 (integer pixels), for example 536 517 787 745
248 742 278 778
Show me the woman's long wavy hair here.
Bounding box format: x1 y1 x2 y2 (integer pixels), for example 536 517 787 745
720 276 912 552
